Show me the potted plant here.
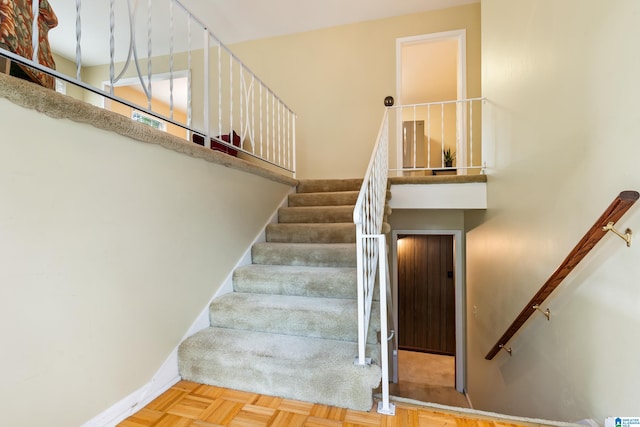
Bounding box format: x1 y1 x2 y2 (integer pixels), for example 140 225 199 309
443 148 455 168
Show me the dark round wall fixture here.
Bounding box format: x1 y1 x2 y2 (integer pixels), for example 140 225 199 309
384 96 394 107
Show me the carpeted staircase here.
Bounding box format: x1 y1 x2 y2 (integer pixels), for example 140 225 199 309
178 179 382 411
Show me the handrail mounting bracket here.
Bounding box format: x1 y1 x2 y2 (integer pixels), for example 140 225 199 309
602 222 632 247
499 344 512 356
533 304 551 320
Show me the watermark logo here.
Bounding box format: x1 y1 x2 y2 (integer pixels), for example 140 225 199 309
605 417 640 427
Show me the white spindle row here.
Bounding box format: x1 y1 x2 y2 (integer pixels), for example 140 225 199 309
392 98 485 174
353 110 394 414
0 0 296 175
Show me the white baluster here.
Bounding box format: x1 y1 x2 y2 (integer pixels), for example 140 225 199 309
187 16 192 128
240 66 244 143
272 94 275 161
147 0 152 111
292 115 297 176
287 110 291 169
75 0 82 80
259 84 263 158
278 102 282 166
109 0 114 95
470 100 474 168
169 0 174 120
427 104 431 168
229 54 233 138
441 103 445 167
251 77 255 151
266 91 270 161
217 41 221 137
203 32 210 148
412 105 417 169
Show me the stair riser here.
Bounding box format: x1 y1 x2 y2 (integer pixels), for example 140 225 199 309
233 265 357 299
233 266 380 300
288 192 359 207
286 192 390 208
297 179 363 193
178 328 381 411
252 243 357 267
209 294 379 344
266 224 356 243
278 207 354 224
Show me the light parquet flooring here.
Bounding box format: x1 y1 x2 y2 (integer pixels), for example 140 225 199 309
387 351 469 408
118 381 547 427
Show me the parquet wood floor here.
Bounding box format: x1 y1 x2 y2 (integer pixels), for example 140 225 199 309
117 381 551 427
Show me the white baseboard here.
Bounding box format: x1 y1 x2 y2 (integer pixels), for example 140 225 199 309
81 192 292 427
80 371 180 427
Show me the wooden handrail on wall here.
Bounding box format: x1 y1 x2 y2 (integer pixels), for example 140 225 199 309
485 191 639 360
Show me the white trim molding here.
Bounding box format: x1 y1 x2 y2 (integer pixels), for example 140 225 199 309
395 29 468 172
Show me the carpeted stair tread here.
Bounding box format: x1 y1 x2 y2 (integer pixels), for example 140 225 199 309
209 292 379 344
288 191 359 207
266 223 355 243
297 179 363 193
278 206 354 223
178 327 381 411
233 264 357 298
252 242 357 267
177 178 384 411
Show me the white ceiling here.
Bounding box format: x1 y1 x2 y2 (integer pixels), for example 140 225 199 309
49 0 478 66
181 0 479 44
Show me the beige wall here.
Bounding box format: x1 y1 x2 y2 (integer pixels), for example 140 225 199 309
466 0 640 422
231 4 481 179
52 53 85 101
390 209 464 231
0 98 292 426
401 39 458 104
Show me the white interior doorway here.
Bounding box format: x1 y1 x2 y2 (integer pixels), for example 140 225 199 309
395 30 467 172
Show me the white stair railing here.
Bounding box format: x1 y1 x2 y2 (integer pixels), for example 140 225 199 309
353 109 396 415
0 0 296 175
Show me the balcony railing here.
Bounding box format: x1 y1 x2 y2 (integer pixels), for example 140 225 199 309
388 98 485 176
0 0 295 175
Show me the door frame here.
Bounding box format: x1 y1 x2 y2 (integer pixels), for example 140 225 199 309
395 30 468 173
391 229 465 393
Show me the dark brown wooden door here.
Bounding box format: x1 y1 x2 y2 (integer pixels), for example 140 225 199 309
398 234 455 355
